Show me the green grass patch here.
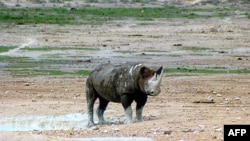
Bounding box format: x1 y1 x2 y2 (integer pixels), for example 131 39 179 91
21 46 97 51
177 46 214 52
2 55 249 77
75 70 92 76
0 56 62 68
8 69 91 77
0 6 243 25
114 50 137 54
7 67 250 77
164 68 250 74
0 55 92 77
0 46 17 53
10 69 69 76
241 0 250 3
143 49 168 52
0 55 31 62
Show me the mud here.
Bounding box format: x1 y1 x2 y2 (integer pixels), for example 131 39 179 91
1 17 250 71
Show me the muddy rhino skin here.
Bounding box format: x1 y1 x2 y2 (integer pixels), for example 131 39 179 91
85 62 163 126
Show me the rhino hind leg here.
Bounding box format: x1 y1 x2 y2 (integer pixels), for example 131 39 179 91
86 79 98 127
96 96 109 124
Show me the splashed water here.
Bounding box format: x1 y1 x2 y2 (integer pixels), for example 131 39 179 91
0 113 154 141
0 113 88 131
0 38 35 56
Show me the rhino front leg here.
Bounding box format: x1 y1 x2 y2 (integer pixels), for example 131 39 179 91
135 106 144 122
124 105 133 124
121 94 134 124
86 79 97 127
135 93 148 122
96 96 109 124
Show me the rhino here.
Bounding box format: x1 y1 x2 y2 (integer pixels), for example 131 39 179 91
85 62 163 127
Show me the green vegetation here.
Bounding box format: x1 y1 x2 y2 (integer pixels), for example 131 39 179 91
6 67 250 77
180 47 213 52
0 46 17 53
75 70 92 75
242 0 250 3
1 55 249 77
0 6 249 77
0 56 91 77
0 55 30 62
143 49 168 52
8 69 92 77
114 50 137 54
0 6 245 25
21 46 97 51
164 68 250 74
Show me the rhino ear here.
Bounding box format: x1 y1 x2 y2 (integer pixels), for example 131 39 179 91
140 66 154 79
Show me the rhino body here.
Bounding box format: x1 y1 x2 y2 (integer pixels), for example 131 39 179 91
85 62 163 126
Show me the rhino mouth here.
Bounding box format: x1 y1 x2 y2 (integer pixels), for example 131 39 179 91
146 88 161 96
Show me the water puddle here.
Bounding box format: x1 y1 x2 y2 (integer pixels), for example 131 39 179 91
0 113 154 141
0 113 88 131
79 137 153 141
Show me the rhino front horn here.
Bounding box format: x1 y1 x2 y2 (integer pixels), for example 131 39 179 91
156 66 163 75
155 66 163 86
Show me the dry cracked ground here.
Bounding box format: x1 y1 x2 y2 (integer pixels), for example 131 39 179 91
0 1 250 141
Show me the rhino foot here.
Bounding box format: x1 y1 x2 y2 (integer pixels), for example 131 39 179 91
136 118 144 123
124 119 133 124
98 120 109 125
87 121 96 127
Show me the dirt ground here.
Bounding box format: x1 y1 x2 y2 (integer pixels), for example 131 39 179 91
1 1 250 141
1 74 250 141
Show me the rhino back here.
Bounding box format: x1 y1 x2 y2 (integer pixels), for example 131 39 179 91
89 63 140 102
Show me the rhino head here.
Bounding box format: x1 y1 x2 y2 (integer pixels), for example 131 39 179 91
139 66 163 96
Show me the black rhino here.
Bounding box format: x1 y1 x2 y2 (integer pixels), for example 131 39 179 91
85 62 163 126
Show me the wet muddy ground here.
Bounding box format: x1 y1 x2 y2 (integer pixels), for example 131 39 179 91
1 2 250 141
1 17 250 71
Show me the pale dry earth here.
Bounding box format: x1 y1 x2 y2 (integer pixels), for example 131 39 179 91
0 1 250 141
1 75 250 141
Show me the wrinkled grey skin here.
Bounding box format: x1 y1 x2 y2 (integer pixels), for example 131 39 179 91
85 62 163 127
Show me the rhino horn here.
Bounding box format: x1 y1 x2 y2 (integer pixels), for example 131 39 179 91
156 66 163 75
155 66 163 86
149 66 163 81
146 66 163 96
